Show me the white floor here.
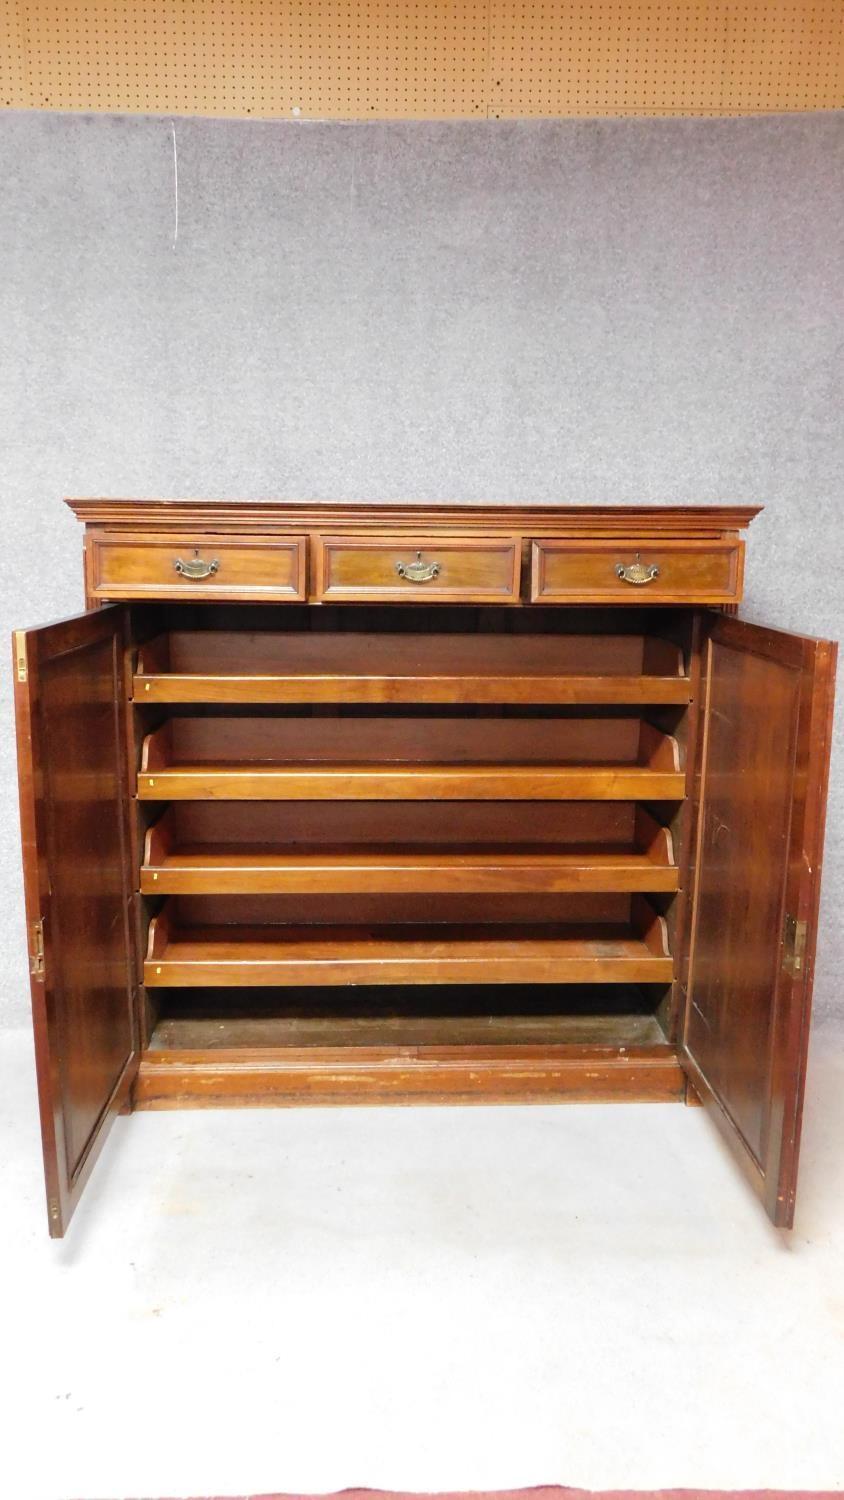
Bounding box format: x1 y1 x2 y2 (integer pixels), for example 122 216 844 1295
2 1026 844 1500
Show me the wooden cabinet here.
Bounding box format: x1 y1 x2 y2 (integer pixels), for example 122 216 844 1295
13 500 836 1236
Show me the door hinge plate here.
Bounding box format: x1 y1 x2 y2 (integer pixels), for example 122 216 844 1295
14 631 27 683
782 913 808 978
30 918 45 980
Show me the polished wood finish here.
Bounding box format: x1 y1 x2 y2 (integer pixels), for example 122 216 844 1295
140 849 679 896
135 1043 685 1109
143 901 673 988
682 617 837 1228
315 535 522 603
133 630 691 705
13 608 138 1237
15 498 837 1234
137 716 685 801
67 499 762 535
168 889 636 927
67 499 760 607
531 537 744 605
659 609 707 1043
139 798 647 847
87 532 307 602
138 713 665 763
138 761 685 801
140 806 677 895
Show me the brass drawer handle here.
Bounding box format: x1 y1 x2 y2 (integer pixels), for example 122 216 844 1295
174 551 220 580
396 550 441 583
615 553 660 586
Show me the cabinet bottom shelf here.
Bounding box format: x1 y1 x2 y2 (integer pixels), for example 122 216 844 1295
149 1008 668 1050
137 1020 682 1109
136 989 684 1108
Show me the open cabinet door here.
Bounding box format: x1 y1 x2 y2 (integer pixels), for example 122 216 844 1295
14 607 138 1237
682 616 837 1227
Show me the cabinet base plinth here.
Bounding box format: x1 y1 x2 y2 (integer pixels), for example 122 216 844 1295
134 1045 685 1109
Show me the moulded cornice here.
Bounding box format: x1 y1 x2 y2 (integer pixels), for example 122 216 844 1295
65 498 762 535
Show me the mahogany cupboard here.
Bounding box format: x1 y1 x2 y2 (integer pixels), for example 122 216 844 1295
13 500 836 1237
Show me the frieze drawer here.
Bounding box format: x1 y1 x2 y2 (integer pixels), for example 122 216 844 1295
87 533 307 601
315 535 522 603
530 538 744 604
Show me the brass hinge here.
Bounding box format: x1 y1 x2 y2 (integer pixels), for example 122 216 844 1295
14 631 27 683
30 918 45 980
782 913 808 978
48 1197 60 1224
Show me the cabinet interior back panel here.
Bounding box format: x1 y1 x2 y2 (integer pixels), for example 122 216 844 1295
4 1 844 118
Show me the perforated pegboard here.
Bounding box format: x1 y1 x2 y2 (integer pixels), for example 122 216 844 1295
489 0 844 117
2 0 844 118
490 1 730 117
0 0 27 109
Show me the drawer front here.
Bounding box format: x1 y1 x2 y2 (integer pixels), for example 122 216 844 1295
531 538 744 604
88 534 307 601
316 536 522 603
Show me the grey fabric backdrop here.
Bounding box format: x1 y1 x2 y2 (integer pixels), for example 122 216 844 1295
0 111 841 1028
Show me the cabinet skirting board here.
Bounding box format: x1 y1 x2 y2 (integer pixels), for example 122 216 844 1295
134 1045 686 1109
14 500 836 1235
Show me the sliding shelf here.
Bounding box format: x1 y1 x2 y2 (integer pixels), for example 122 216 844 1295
134 631 691 706
141 808 678 894
138 763 685 800
138 718 685 801
144 901 673 988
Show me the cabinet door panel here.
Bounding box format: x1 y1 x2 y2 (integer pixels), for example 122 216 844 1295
682 616 836 1227
14 607 137 1237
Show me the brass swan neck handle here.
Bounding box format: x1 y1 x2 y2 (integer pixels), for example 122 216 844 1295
615 552 660 586
396 550 441 583
174 550 220 580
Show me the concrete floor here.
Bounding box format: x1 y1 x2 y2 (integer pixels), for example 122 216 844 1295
2 1025 843 1500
